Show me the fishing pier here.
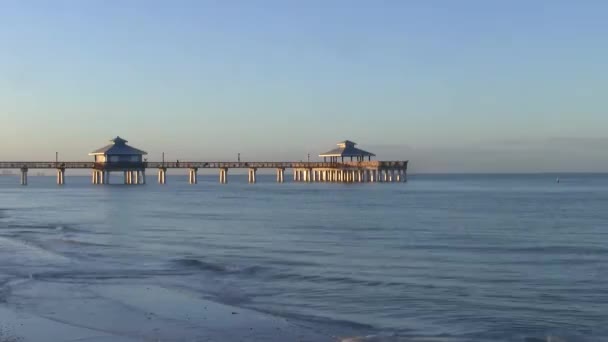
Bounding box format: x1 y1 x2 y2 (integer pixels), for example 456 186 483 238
0 137 408 186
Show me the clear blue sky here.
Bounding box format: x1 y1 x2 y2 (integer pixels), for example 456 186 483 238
1 0 607 172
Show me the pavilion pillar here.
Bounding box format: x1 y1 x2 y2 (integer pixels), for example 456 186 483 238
56 168 65 185
132 170 138 184
141 171 146 184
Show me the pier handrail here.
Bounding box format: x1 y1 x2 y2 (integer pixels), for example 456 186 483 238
0 160 407 169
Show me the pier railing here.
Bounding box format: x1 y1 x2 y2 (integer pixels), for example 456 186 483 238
0 160 407 170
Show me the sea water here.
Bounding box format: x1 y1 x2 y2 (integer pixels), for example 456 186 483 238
0 173 607 341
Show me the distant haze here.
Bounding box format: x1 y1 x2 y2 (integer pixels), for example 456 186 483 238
1 1 607 172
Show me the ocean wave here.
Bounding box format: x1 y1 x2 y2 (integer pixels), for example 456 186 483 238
171 258 228 272
170 258 268 275
338 334 590 342
1 223 81 233
32 268 192 282
0 236 71 264
339 335 458 342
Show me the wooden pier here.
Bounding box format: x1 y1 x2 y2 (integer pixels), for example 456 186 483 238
0 160 407 185
0 138 408 185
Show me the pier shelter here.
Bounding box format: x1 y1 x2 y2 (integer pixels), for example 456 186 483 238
89 136 147 185
319 140 375 162
0 137 406 185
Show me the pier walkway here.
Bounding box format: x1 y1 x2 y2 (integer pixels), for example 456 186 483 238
0 138 407 185
0 160 408 185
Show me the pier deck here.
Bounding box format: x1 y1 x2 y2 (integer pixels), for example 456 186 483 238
0 161 405 169
0 160 407 185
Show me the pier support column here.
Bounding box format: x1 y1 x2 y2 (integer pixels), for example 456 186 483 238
158 168 167 184
56 168 65 185
276 168 285 183
248 168 257 184
189 168 198 184
132 170 138 184
20 168 28 186
93 170 100 185
141 171 146 184
219 168 228 184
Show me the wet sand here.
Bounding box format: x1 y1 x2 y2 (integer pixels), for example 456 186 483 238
0 281 334 342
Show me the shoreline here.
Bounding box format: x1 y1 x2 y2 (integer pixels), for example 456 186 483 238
0 280 338 342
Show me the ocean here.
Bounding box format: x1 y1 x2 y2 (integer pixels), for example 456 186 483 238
0 173 607 341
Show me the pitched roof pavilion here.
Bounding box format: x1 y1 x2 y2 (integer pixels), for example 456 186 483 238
319 140 375 162
89 136 148 156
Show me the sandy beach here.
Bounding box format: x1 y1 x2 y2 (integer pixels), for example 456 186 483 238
0 280 335 342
